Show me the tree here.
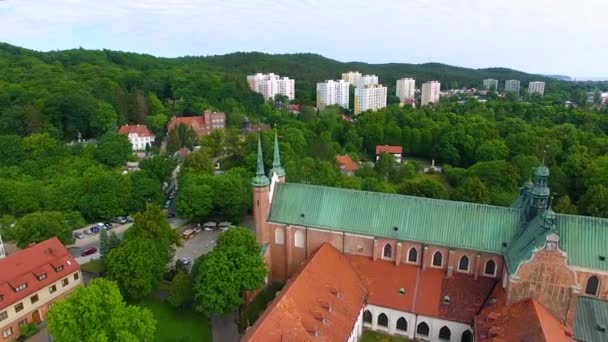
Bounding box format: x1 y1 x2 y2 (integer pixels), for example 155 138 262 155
146 114 168 139
166 128 181 154
168 271 193 308
213 170 251 222
0 135 25 166
106 238 165 300
94 132 132 167
578 185 608 218
375 153 395 180
183 149 214 175
176 176 215 220
451 177 491 204
216 227 260 255
124 206 180 260
90 102 118 135
99 228 109 260
46 279 156 341
79 171 131 220
553 195 578 215
201 129 224 157
475 139 509 161
128 170 163 213
398 179 449 199
12 211 82 248
139 155 177 183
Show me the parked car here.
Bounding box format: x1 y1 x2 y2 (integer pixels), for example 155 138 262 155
126 215 134 222
81 247 97 256
96 222 105 229
83 229 93 235
112 216 128 224
74 232 85 239
104 222 113 229
179 257 192 267
90 226 101 234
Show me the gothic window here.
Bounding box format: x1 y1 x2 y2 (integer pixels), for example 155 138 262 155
274 228 284 245
484 259 497 276
294 231 304 248
585 276 600 296
432 251 443 267
439 326 452 340
396 317 407 331
377 313 388 327
383 244 393 258
363 310 372 324
416 322 429 337
408 248 418 263
461 330 474 342
458 255 470 271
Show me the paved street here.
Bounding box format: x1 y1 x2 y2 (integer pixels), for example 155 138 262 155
173 228 221 264
211 312 238 342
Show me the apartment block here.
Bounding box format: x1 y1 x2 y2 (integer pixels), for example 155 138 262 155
421 81 441 106
396 78 416 102
354 84 387 115
341 71 362 85
528 81 545 95
483 79 499 91
0 238 82 342
356 74 379 88
317 80 350 110
504 80 521 93
247 73 295 101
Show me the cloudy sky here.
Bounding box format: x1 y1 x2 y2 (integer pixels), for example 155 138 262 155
1 0 607 79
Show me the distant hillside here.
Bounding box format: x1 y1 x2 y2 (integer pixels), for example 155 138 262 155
542 74 573 81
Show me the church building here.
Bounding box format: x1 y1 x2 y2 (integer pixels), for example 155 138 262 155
243 134 608 342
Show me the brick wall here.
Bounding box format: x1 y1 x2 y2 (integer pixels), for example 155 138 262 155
575 269 608 300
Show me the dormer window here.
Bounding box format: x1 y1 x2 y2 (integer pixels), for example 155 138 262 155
14 284 27 292
38 273 47 281
55 265 64 272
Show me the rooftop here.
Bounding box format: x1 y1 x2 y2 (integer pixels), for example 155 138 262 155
118 124 155 137
336 155 358 173
574 297 608 342
375 145 403 155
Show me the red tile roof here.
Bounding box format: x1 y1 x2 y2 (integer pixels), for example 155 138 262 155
168 111 225 137
375 145 403 155
118 124 155 137
439 273 498 323
288 104 300 112
0 238 79 310
242 243 367 342
336 155 359 173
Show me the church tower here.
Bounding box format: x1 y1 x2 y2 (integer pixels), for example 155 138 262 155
252 136 271 245
269 130 286 182
526 161 550 221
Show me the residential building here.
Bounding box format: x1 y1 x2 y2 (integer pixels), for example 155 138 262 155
244 139 608 342
342 71 362 85
482 79 498 91
0 238 82 342
528 81 545 95
376 145 403 163
356 74 379 88
167 111 225 138
287 104 300 114
336 155 358 176
354 84 387 115
421 81 441 106
247 73 295 101
118 124 156 151
504 80 521 93
396 78 416 103
317 80 350 110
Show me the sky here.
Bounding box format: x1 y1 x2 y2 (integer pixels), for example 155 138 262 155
1 0 607 79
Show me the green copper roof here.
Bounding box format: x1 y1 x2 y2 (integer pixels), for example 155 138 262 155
556 214 608 271
504 215 551 275
574 297 608 342
270 130 285 177
252 136 269 187
268 183 520 254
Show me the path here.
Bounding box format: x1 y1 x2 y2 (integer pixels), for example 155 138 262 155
211 311 238 342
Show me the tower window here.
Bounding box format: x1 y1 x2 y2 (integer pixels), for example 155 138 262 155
484 259 497 276
585 276 600 296
432 251 443 267
458 256 470 271
383 244 393 258
408 248 418 263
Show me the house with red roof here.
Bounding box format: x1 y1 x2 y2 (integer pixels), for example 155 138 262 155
376 145 403 163
336 155 358 176
118 124 155 151
167 111 225 138
0 238 82 341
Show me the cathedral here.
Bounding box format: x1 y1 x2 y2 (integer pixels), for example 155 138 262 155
243 133 608 342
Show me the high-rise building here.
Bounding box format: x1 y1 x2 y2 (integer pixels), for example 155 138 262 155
528 81 545 95
354 84 387 115
356 74 379 88
396 78 416 102
316 80 350 110
421 81 441 106
341 71 362 85
504 80 521 93
247 73 295 101
483 79 499 91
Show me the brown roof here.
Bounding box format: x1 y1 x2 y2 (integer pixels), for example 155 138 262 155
242 243 367 342
336 155 359 173
375 145 403 155
118 124 155 137
0 238 79 310
168 116 206 136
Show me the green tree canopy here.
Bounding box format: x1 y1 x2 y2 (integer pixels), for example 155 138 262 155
94 132 132 167
12 211 83 248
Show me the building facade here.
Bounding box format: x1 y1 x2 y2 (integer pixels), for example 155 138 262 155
167 111 225 138
421 81 441 106
504 79 521 93
0 238 82 342
342 71 362 85
356 74 379 88
118 124 156 151
354 84 387 115
247 73 295 100
316 80 350 109
528 81 546 95
482 79 498 91
396 78 416 103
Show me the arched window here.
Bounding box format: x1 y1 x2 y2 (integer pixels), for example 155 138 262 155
274 228 285 245
363 310 372 324
383 244 393 258
416 322 429 337
377 313 388 327
484 259 496 276
408 248 418 263
433 251 443 267
458 255 470 271
294 230 304 248
439 326 451 340
461 330 473 342
585 275 600 296
396 317 407 331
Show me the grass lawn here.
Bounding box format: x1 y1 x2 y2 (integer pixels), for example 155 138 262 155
80 259 106 273
134 298 211 342
239 282 283 332
360 330 411 342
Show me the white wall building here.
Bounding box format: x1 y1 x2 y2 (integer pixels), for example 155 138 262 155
317 80 350 109
342 71 362 85
528 81 545 95
356 74 379 88
354 84 387 115
396 78 416 103
247 73 295 101
482 79 498 91
118 124 156 151
504 80 521 93
421 81 441 106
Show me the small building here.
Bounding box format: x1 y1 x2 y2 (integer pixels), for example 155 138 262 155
287 104 300 114
0 238 82 340
174 147 191 160
375 145 403 163
241 116 271 134
336 155 358 176
167 110 225 138
118 124 155 151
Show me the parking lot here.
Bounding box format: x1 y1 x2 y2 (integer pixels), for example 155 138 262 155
172 227 222 265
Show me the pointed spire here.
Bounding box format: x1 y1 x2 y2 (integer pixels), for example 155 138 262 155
270 129 285 177
252 135 269 187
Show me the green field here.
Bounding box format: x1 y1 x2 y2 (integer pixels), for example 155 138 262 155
135 298 211 342
360 330 411 342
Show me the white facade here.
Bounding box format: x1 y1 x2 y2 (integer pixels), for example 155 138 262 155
528 81 545 95
363 304 473 342
421 81 441 106
247 73 295 101
0 233 5 259
127 133 155 151
347 307 365 342
504 80 521 93
317 80 350 109
342 71 362 85
354 84 387 115
482 79 498 91
356 74 379 88
396 78 416 102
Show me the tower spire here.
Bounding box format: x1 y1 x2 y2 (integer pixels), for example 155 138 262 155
270 129 285 177
252 135 270 187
